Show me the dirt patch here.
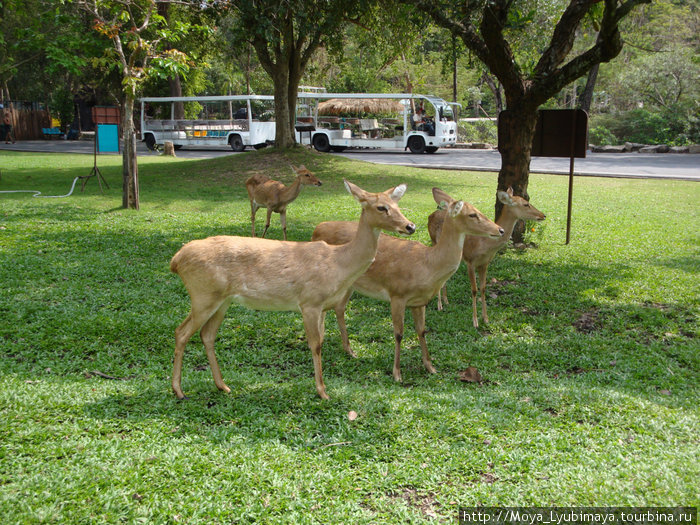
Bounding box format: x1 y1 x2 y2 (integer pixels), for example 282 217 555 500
387 488 440 519
573 309 600 333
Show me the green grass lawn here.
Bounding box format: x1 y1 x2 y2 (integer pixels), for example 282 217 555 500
0 148 698 523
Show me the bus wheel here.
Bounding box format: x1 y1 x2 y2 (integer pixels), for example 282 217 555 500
425 146 439 154
144 134 157 151
408 136 425 154
331 146 347 152
312 133 331 153
253 143 267 150
229 135 245 152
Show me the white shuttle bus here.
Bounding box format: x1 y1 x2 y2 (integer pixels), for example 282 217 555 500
139 95 275 151
295 92 458 154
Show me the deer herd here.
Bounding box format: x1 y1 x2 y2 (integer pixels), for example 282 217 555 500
170 163 545 400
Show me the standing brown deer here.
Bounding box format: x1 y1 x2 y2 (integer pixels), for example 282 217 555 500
312 188 503 382
170 180 415 400
428 187 546 327
245 164 322 240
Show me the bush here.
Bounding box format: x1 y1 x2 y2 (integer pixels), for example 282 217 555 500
590 106 700 146
458 119 497 143
588 125 619 146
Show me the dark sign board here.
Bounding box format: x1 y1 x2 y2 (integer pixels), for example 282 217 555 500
531 109 588 158
498 109 588 158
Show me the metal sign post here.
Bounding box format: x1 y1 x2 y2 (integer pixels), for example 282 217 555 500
80 123 118 192
530 109 588 244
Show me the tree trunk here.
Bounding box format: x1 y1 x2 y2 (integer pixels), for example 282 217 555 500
121 95 139 210
496 106 538 241
272 70 295 149
169 76 184 119
579 63 599 113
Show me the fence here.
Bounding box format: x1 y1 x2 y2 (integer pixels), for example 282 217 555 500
1 101 51 140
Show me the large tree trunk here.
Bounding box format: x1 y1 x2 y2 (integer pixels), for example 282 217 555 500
496 105 539 241
272 69 295 149
121 95 139 210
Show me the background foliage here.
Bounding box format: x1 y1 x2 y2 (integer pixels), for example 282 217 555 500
1 0 697 144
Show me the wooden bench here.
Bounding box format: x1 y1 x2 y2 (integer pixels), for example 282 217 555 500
42 127 63 139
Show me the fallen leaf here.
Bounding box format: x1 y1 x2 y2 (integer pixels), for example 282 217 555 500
459 366 483 383
659 389 671 396
347 410 358 421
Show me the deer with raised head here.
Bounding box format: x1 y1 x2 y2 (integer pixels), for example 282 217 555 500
245 164 322 240
170 180 415 400
312 188 503 382
428 187 546 328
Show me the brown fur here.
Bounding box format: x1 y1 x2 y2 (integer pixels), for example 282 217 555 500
428 187 546 327
170 180 415 400
312 188 503 381
245 165 322 240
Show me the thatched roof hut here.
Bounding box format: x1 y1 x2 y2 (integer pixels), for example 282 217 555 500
317 98 405 116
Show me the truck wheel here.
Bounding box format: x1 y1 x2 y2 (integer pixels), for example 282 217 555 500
425 146 439 154
313 133 331 153
229 134 245 152
408 136 425 154
144 134 157 151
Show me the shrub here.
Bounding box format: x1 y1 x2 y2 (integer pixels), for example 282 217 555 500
588 125 619 146
458 119 497 144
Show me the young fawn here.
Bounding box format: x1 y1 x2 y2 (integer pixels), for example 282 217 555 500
170 180 415 400
312 188 503 382
428 187 546 327
245 164 322 240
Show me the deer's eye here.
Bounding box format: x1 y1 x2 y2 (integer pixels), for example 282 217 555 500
469 213 478 218
377 205 389 213
524 203 530 207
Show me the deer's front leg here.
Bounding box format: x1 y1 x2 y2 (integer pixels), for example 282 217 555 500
280 209 288 241
334 290 356 357
412 306 436 374
477 264 490 325
302 307 329 400
467 262 479 328
390 299 407 382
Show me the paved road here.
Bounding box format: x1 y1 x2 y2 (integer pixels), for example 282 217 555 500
2 140 698 180
336 148 700 181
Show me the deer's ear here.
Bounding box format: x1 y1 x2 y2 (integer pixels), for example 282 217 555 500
432 188 453 207
344 179 368 202
448 200 464 217
389 184 407 202
497 189 515 206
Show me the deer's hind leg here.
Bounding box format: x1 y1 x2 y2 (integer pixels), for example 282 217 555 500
200 297 234 394
250 200 260 237
173 296 226 399
261 208 273 238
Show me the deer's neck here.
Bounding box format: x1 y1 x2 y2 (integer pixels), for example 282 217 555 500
338 210 380 275
495 206 519 243
430 214 466 271
279 176 303 204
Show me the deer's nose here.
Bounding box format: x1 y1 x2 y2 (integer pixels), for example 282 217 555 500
405 223 416 235
498 227 505 236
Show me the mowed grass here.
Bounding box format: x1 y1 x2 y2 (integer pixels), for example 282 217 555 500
0 148 698 523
